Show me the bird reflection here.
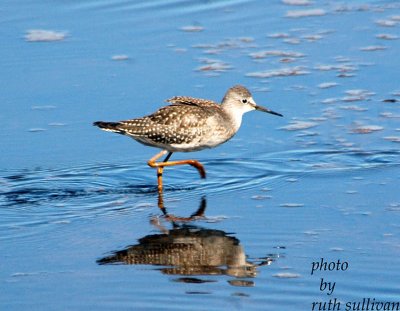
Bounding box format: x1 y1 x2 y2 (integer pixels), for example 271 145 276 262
97 194 272 281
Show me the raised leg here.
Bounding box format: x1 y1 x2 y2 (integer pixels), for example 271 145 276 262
147 150 206 192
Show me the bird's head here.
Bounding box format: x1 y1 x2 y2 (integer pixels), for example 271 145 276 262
222 85 283 117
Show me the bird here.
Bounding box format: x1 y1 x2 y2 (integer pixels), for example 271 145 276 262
93 85 282 192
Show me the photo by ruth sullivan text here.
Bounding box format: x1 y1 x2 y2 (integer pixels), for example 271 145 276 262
310 258 399 311
312 297 400 311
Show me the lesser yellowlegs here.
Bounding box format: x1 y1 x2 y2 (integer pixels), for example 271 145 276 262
94 85 282 192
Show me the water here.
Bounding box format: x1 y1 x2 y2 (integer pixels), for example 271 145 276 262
1 0 400 310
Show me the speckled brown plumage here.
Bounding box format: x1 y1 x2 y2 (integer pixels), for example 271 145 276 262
94 89 242 152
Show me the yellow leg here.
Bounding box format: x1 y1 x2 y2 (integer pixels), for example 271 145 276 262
147 150 206 192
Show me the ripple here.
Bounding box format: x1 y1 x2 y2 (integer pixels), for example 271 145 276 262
246 66 310 78
285 9 326 18
180 25 204 32
282 0 312 6
1 148 399 239
351 125 384 134
25 29 67 42
273 272 301 278
279 121 319 131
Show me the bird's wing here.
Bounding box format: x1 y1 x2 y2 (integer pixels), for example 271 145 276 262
113 102 221 145
166 96 218 108
117 115 201 145
97 98 223 146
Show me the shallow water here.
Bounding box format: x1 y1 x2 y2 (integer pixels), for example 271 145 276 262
1 0 400 310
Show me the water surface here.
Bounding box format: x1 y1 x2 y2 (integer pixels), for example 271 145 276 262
1 0 400 310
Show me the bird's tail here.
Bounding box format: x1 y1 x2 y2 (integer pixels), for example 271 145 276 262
93 121 125 134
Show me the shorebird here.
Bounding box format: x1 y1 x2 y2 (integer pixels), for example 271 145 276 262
94 85 282 192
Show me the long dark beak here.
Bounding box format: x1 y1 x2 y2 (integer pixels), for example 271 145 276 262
255 104 283 117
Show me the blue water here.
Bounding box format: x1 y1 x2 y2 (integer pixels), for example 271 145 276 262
1 1 400 310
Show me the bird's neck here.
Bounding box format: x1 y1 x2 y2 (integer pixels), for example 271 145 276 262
221 103 245 133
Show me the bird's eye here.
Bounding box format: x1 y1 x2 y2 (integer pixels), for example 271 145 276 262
242 99 247 104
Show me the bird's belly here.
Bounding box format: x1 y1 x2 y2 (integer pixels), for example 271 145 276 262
131 135 221 152
168 132 233 152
